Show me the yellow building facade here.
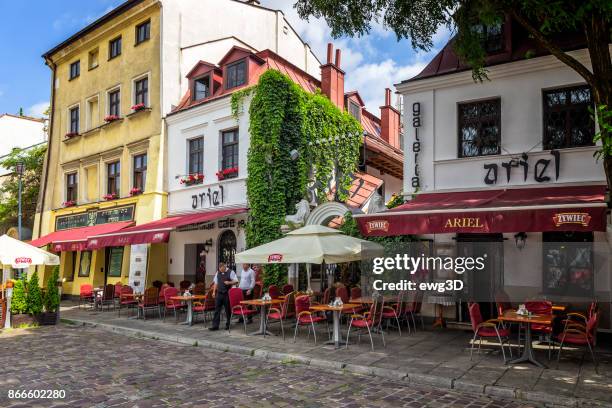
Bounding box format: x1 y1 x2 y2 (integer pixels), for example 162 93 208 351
33 0 167 296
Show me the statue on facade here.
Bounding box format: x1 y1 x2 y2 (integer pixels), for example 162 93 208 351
285 199 311 228
368 191 387 214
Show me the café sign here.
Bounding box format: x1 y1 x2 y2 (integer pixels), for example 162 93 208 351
55 205 135 231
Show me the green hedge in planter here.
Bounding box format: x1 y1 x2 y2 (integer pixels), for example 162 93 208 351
27 271 43 315
44 266 60 313
11 277 27 314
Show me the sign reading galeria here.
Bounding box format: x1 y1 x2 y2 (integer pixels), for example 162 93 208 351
55 205 135 231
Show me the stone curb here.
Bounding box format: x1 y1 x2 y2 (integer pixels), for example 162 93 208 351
62 318 602 408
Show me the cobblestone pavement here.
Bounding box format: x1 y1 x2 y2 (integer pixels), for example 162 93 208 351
0 325 537 408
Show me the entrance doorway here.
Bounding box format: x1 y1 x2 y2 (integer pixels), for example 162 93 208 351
218 230 237 271
104 247 124 285
456 234 504 322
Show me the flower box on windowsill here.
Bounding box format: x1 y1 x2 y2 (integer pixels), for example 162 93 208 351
127 105 151 118
65 132 79 139
179 174 204 186
103 115 122 125
129 187 143 196
103 193 119 201
215 167 238 181
63 200 76 208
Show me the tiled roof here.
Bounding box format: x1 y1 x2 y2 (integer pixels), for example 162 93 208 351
346 172 383 209
0 113 45 123
405 19 586 83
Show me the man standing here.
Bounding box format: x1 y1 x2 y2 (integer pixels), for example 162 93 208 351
209 262 238 331
238 264 256 323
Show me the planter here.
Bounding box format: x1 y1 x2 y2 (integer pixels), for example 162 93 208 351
11 313 36 328
38 312 58 326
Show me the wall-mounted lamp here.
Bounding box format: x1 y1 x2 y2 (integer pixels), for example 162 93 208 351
202 238 213 253
289 149 299 161
514 232 527 250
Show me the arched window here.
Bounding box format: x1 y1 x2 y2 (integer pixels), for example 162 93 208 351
217 230 237 271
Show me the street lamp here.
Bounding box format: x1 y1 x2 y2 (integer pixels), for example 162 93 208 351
15 161 25 241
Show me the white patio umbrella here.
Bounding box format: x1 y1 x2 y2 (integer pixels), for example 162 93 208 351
235 225 382 265
0 234 60 268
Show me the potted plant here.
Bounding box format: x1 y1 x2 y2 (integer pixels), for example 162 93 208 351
41 267 60 325
10 276 35 327
103 192 118 200
63 200 76 207
129 187 142 196
131 103 146 112
179 173 204 185
27 271 43 322
215 167 238 181
104 114 120 123
65 131 79 139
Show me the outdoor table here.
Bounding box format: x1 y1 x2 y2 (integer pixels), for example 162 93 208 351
309 303 360 348
240 299 283 336
170 295 207 326
499 310 552 368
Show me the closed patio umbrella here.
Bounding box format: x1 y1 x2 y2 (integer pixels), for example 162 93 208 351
235 225 382 265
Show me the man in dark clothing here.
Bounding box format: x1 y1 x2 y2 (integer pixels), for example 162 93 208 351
208 263 238 331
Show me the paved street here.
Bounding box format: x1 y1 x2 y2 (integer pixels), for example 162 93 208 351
0 325 536 408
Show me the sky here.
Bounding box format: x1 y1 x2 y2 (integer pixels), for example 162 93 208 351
0 0 452 117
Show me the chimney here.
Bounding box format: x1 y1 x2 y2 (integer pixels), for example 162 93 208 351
320 43 345 111
380 88 401 148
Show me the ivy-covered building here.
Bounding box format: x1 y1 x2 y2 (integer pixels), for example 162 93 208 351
96 43 403 286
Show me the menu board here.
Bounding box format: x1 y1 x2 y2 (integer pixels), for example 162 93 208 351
107 247 124 277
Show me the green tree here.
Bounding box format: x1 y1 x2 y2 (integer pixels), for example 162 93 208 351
0 144 47 233
10 277 27 314
43 266 60 313
27 271 43 315
295 0 612 190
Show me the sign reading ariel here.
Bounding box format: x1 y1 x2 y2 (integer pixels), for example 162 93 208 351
55 205 135 231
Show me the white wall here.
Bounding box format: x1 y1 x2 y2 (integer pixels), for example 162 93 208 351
400 54 607 194
161 0 321 115
0 115 46 175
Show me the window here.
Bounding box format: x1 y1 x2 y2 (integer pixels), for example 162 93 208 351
134 77 148 107
225 60 246 89
188 137 204 178
109 36 122 59
221 129 239 177
133 153 147 191
66 172 78 202
218 230 237 272
107 247 124 277
108 89 121 117
458 98 501 158
472 23 504 54
69 106 79 134
86 96 99 129
543 232 593 297
543 85 594 150
107 161 120 195
349 101 361 121
69 61 80 80
135 20 151 45
88 48 99 70
193 75 210 101
79 251 92 277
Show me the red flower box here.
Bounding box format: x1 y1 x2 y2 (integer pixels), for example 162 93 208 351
104 114 120 123
65 131 79 139
129 187 142 196
216 167 238 181
103 192 118 200
131 103 146 112
62 200 76 207
179 173 204 185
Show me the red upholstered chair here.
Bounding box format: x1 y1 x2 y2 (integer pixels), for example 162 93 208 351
525 300 553 359
118 286 138 317
335 286 363 319
281 284 294 295
468 302 512 362
404 292 425 331
138 287 161 320
293 295 327 344
162 287 185 322
268 285 281 299
382 291 407 336
556 312 599 370
350 287 362 301
494 290 513 317
193 286 215 326
79 284 94 309
562 300 598 331
229 287 257 334
267 291 295 339
98 284 116 311
346 297 386 350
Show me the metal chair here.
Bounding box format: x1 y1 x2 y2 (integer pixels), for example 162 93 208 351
266 291 295 340
346 296 385 350
293 295 328 344
468 302 512 362
556 312 599 372
229 287 257 334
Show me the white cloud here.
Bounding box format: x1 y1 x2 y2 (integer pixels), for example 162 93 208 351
27 102 49 118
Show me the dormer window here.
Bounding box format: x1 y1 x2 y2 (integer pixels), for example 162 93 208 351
225 59 246 89
349 101 361 121
472 22 504 54
193 75 210 101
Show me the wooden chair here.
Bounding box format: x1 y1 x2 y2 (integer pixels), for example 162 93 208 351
98 284 116 311
138 287 161 320
118 286 138 317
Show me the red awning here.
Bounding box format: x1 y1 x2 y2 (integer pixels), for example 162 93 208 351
29 221 134 252
87 207 248 249
356 185 608 236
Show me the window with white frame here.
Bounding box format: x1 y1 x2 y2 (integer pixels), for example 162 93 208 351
107 87 121 117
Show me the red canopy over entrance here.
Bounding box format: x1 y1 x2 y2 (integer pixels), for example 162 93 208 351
29 221 134 252
87 207 248 249
356 185 608 236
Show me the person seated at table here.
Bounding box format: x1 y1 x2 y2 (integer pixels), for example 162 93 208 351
209 262 238 331
237 263 256 324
